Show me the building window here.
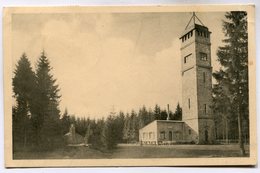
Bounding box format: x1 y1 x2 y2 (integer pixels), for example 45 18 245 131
200 52 208 61
204 104 207 114
188 98 191 109
188 129 191 135
143 132 146 140
184 53 192 64
160 131 165 139
203 72 206 83
149 132 153 139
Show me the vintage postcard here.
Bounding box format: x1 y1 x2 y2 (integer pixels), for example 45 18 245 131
3 5 257 167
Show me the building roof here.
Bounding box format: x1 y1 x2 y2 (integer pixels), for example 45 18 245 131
139 120 184 131
179 12 211 39
156 120 184 123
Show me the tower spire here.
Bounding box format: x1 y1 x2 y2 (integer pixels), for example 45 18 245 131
184 12 205 30
193 12 196 24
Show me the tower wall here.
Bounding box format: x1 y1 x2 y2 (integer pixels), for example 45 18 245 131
180 21 215 144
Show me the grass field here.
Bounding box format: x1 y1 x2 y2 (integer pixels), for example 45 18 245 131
13 144 249 159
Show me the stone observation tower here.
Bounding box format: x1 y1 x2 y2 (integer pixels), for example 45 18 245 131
179 13 215 144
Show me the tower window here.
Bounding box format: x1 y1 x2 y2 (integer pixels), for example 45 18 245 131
188 98 191 109
204 104 207 114
200 52 208 61
203 72 206 83
184 53 192 63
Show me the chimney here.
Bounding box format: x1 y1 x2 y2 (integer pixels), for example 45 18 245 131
167 104 170 120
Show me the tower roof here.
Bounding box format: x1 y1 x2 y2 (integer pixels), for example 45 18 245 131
185 12 204 30
180 12 211 39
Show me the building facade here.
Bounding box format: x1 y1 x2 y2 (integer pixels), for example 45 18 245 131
139 120 197 145
139 13 215 145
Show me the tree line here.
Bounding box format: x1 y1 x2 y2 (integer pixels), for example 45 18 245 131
12 52 182 151
60 104 182 149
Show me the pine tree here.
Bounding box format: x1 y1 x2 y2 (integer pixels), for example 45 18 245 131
33 51 62 149
154 104 161 120
160 110 168 120
123 113 131 143
114 111 125 143
138 105 149 128
214 12 248 155
61 108 71 135
212 71 232 142
130 110 139 142
173 103 182 120
12 53 37 150
102 115 118 150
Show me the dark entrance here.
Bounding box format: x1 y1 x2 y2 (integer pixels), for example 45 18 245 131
169 131 172 141
205 130 208 143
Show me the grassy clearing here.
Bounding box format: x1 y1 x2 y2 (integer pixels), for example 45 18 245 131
13 144 249 159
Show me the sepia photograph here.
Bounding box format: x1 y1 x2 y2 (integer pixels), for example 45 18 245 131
3 5 257 167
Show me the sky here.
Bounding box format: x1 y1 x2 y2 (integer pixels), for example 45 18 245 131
11 12 226 118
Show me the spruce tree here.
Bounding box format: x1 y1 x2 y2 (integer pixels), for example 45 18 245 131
123 113 131 143
214 12 248 155
12 53 37 150
173 103 182 120
33 51 62 149
102 115 118 150
154 104 161 120
212 71 232 142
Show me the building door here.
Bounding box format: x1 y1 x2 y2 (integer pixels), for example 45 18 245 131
205 130 208 143
169 131 172 141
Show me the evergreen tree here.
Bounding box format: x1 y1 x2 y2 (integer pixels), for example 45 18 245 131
138 105 149 128
89 118 104 149
160 110 168 120
214 12 248 155
61 108 71 135
114 111 125 143
102 115 118 150
212 71 232 141
130 110 139 142
123 113 131 143
33 51 62 149
173 103 182 120
154 104 161 120
148 108 155 123
12 53 37 150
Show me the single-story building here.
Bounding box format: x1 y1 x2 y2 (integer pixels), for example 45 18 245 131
139 120 197 145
